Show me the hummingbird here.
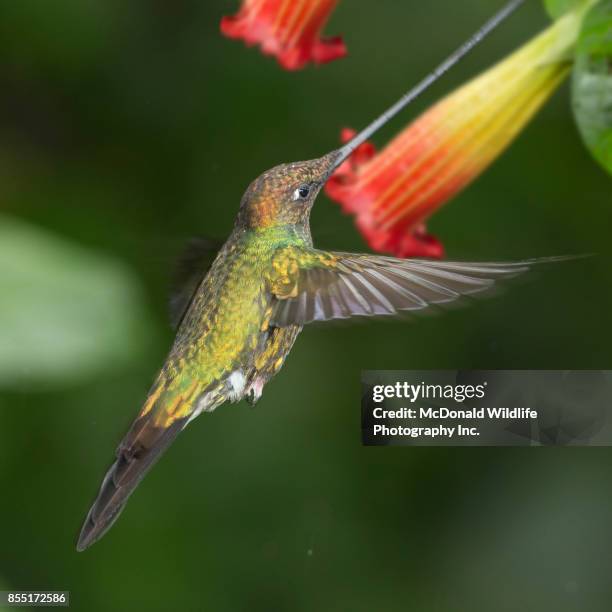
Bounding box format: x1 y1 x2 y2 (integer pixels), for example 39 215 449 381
77 0 540 550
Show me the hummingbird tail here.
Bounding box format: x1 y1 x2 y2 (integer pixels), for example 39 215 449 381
76 403 189 552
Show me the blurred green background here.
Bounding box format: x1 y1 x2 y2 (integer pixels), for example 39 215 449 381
1 1 611 610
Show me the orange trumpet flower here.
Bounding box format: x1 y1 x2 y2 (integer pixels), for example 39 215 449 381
326 10 584 257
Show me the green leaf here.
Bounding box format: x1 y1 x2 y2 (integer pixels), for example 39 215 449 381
0 215 154 389
571 0 612 174
545 0 591 19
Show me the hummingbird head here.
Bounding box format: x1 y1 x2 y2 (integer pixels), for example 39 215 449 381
236 151 341 230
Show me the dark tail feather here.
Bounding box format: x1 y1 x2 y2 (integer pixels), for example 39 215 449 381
76 414 186 551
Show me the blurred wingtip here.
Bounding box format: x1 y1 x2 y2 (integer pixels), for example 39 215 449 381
527 253 594 265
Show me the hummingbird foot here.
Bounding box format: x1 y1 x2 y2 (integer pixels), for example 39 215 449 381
245 378 264 406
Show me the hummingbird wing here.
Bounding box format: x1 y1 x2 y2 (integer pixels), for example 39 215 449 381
267 247 555 326
169 237 223 329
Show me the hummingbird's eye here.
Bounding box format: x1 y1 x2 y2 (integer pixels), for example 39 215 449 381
293 184 311 201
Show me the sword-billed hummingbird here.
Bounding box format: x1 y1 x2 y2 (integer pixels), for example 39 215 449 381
78 0 542 550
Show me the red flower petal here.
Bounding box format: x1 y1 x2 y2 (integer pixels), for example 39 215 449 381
327 126 444 258
221 0 346 71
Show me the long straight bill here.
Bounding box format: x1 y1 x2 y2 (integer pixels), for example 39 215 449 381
327 0 526 173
